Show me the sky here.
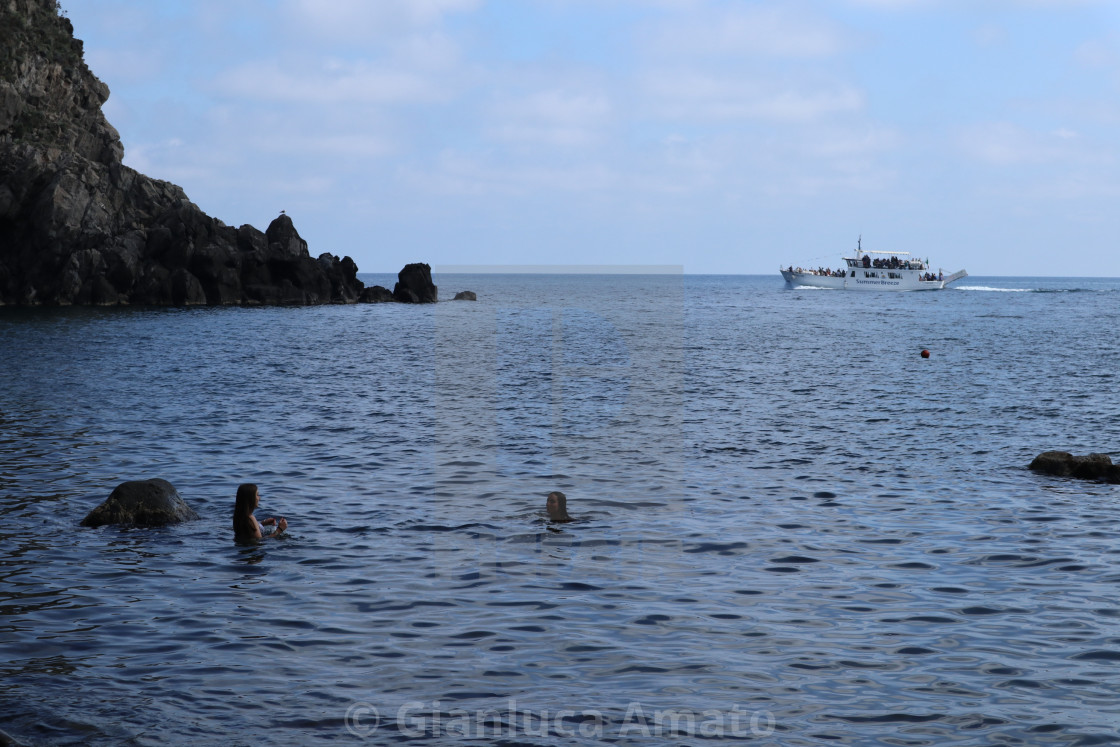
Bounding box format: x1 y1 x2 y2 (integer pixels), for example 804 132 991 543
62 0 1120 276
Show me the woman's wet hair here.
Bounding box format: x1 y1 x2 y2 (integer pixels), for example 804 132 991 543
233 483 259 537
546 490 571 521
234 483 258 515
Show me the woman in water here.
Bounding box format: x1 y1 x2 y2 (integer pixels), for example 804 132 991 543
233 483 287 540
545 491 572 522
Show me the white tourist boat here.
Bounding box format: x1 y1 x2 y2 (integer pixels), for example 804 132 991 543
781 238 967 291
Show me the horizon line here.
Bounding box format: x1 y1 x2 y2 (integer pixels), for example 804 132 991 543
431 264 684 274
352 269 1120 279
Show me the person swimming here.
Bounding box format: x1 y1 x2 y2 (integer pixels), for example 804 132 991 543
545 491 572 522
233 483 287 540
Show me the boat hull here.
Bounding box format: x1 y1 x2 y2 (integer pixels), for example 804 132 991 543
780 269 967 291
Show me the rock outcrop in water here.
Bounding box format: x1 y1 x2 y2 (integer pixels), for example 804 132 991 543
0 0 437 306
1028 451 1120 483
393 262 438 303
80 478 199 527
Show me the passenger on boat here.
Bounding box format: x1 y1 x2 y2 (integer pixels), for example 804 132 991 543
862 255 871 268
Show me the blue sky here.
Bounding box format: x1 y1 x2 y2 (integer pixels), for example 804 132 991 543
63 1 1120 275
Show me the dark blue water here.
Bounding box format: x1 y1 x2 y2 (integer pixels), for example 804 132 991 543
2 275 1120 746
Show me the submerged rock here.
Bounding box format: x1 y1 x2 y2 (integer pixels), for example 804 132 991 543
80 478 200 527
453 291 477 301
1028 451 1120 483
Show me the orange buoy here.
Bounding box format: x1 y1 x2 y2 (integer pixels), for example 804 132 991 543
920 349 930 358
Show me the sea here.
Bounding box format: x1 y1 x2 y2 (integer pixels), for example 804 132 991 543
2 273 1119 746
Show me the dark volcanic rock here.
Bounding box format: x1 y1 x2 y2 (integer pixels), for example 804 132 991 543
393 262 438 303
1029 451 1076 476
80 478 200 527
453 290 477 301
1029 451 1120 483
0 0 366 306
359 284 395 303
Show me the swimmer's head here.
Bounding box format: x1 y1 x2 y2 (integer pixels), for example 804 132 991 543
545 491 571 522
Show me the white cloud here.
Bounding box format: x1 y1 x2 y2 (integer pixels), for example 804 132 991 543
642 6 846 59
842 0 932 7
1075 37 1120 68
487 89 613 147
398 151 619 196
643 71 863 122
960 123 1048 165
803 125 902 158
972 24 1009 48
281 0 480 40
958 121 1106 167
213 59 448 105
125 138 190 177
84 48 167 85
254 132 395 159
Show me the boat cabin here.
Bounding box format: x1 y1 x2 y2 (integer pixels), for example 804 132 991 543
840 250 929 280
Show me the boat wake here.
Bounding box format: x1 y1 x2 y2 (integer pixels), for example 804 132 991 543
957 285 1107 293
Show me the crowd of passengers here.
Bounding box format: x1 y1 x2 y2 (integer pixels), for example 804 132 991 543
861 254 941 280
789 266 846 276
788 257 943 282
863 255 923 270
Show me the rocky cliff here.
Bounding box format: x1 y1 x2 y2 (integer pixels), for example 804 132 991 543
0 0 399 306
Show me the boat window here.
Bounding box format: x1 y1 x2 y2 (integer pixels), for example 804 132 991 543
850 271 855 278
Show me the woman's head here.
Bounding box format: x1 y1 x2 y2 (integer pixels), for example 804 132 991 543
545 491 570 521
235 483 259 515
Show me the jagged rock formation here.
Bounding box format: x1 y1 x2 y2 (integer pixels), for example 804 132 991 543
0 0 433 306
393 262 437 303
